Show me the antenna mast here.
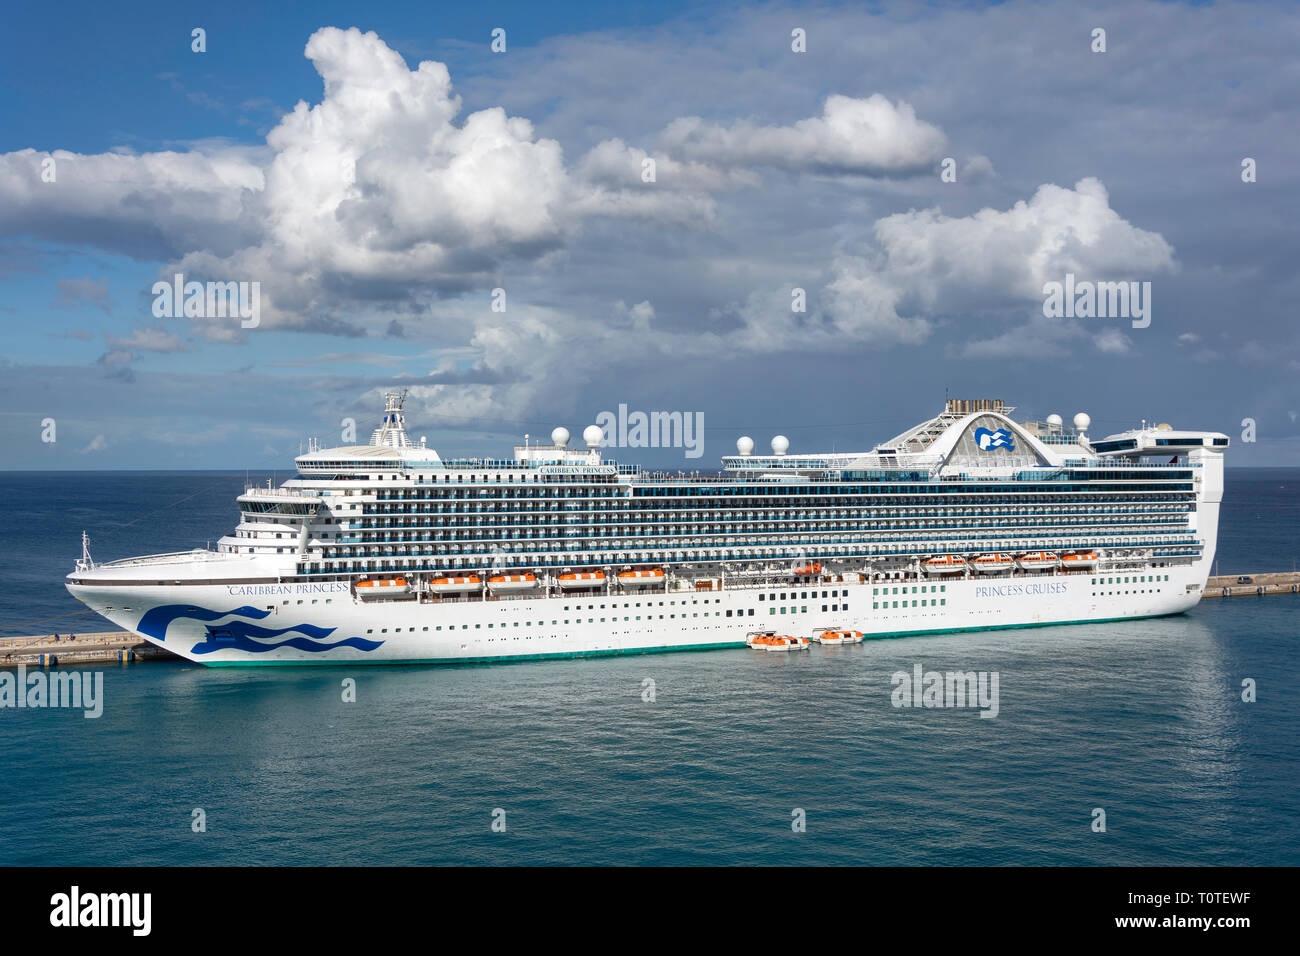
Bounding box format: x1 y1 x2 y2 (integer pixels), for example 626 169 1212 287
76 531 95 572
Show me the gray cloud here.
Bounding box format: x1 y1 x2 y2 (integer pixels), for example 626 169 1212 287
2 3 1299 466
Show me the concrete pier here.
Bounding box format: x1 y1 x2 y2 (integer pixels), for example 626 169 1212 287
0 631 177 668
1203 571 1300 599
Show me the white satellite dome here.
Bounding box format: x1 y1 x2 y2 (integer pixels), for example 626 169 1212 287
582 424 604 448
551 426 570 448
1073 412 1091 433
771 435 790 456
736 436 755 456
1046 413 1063 428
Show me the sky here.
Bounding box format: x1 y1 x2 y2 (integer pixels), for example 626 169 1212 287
1 0 1298 469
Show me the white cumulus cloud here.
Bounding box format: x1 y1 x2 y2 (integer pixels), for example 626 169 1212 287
660 94 947 175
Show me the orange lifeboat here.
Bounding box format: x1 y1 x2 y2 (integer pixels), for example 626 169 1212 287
814 628 864 645
793 562 823 576
1061 551 1099 571
1016 551 1059 572
764 635 811 652
487 573 537 593
971 553 1015 574
431 575 481 594
355 576 410 599
746 630 777 648
618 569 664 588
923 555 966 575
558 571 606 589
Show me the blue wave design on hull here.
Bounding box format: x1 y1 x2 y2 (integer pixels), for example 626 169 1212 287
133 603 383 655
193 621 384 656
137 604 270 642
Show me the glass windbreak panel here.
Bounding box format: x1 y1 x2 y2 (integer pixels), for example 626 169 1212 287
945 416 1049 468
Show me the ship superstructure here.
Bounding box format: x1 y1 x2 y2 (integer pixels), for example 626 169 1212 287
66 395 1229 665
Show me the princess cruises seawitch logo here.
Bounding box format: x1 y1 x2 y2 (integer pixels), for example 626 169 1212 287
974 427 1015 451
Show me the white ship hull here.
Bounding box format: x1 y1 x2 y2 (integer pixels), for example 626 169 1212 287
67 566 1207 666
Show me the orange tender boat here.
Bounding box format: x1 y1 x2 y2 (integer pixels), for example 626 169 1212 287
764 635 811 652
814 628 864 645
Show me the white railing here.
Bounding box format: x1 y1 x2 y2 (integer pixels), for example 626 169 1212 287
241 487 319 499
95 549 225 569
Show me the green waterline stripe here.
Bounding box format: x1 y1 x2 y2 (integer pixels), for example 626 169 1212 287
200 640 747 667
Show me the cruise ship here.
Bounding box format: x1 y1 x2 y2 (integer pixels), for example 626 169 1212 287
66 395 1229 666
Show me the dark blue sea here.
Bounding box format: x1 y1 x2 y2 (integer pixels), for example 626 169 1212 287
1 469 1297 865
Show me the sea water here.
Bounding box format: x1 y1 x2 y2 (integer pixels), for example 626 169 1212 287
0 470 1295 865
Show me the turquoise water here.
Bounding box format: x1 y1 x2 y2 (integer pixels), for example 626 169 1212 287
0 471 1297 865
